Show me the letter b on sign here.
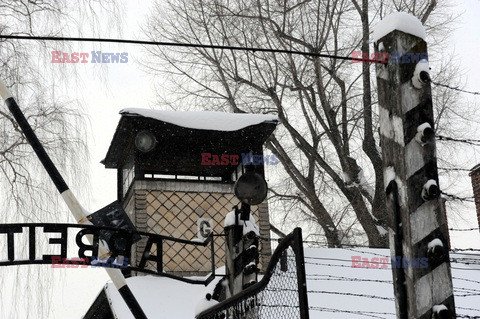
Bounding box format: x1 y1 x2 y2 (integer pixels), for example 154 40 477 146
197 218 212 241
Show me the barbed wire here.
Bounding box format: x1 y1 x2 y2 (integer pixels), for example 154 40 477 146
307 289 395 301
4 28 479 319
260 303 480 319
437 135 480 146
452 248 480 253
442 190 475 202
309 306 396 319
274 254 480 269
439 167 473 172
306 274 392 284
432 81 480 96
262 236 480 248
454 277 480 285
455 306 480 311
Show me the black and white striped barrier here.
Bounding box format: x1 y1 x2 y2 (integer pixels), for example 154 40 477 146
0 81 148 319
375 28 456 318
224 205 259 300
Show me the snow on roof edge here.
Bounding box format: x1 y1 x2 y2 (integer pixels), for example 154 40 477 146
372 12 426 43
120 108 278 132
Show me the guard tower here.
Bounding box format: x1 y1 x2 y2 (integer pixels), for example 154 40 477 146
102 108 278 276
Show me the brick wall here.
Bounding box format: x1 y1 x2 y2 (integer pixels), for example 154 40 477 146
125 179 271 276
470 166 480 231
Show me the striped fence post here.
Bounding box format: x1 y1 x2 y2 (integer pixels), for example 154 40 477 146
225 206 259 299
375 27 456 318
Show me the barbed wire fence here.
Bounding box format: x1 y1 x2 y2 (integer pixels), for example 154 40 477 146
1 34 478 319
243 234 480 318
196 228 309 319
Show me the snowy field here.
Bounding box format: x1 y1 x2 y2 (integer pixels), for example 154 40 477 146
104 248 480 318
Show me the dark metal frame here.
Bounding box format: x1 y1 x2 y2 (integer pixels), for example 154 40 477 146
0 222 216 285
196 227 309 319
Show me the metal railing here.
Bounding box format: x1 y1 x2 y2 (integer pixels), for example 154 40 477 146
196 227 309 319
0 223 216 285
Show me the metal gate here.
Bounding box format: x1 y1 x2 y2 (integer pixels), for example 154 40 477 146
196 227 309 319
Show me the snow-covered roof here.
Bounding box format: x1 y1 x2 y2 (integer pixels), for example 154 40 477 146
120 108 278 132
100 248 480 318
372 12 426 42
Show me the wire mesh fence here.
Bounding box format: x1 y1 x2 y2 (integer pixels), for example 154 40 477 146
196 227 309 319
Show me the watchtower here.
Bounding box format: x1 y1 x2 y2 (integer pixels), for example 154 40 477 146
102 108 278 276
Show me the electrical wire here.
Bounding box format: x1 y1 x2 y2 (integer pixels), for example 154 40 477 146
0 34 384 63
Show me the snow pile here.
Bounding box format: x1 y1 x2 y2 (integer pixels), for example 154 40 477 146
372 12 426 42
120 108 278 132
194 294 219 316
415 122 433 144
195 266 226 315
432 304 448 314
104 276 206 319
243 218 260 236
376 225 388 236
224 210 237 227
412 59 430 88
423 179 438 190
224 210 260 236
428 238 444 249
384 166 396 187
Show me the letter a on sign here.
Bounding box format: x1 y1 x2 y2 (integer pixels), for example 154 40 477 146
197 218 212 241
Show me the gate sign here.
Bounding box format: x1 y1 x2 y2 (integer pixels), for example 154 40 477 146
0 222 214 285
197 218 212 241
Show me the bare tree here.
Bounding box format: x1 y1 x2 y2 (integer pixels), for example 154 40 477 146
0 1 121 318
142 0 463 248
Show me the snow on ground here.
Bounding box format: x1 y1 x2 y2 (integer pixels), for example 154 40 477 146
120 108 278 132
105 248 480 318
105 276 207 318
304 248 480 318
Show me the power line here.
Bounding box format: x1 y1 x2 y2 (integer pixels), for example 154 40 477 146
268 287 395 301
2 35 479 101
0 34 384 63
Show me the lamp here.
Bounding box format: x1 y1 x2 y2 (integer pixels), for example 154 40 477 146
234 168 268 206
134 130 156 152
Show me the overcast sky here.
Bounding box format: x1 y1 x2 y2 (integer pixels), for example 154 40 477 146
2 0 480 317
54 0 480 317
